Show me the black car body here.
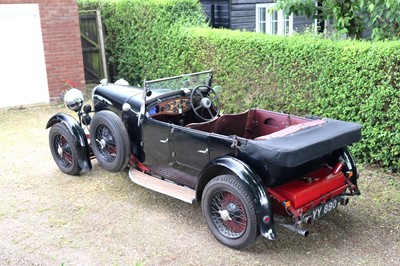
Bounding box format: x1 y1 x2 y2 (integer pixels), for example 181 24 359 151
47 70 362 249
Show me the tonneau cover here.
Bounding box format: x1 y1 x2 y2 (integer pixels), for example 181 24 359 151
245 119 362 167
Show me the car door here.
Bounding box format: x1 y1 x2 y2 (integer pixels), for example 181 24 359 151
208 133 236 160
172 126 210 176
141 116 173 167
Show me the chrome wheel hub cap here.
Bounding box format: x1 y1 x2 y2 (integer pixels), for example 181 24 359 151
218 209 232 221
57 145 63 156
96 138 107 149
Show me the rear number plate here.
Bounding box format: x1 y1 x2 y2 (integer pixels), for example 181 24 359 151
312 198 339 220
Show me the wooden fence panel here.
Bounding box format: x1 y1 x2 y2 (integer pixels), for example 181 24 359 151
79 11 108 84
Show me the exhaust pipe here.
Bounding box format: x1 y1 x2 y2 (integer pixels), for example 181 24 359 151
340 196 349 206
278 223 309 237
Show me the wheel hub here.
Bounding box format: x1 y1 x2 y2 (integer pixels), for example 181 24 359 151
218 209 232 221
96 138 107 149
57 145 63 156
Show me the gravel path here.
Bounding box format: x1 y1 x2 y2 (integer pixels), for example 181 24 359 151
0 106 399 265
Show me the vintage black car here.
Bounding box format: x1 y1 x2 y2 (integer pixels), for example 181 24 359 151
47 70 362 249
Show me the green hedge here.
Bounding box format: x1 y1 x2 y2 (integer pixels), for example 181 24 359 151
184 29 400 170
79 0 207 82
79 0 400 171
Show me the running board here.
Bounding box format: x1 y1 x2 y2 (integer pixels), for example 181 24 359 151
129 167 196 204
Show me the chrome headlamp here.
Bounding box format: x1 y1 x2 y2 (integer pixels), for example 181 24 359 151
64 88 84 112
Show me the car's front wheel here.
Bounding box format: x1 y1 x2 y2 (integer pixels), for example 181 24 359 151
49 123 82 175
202 175 259 249
90 111 130 172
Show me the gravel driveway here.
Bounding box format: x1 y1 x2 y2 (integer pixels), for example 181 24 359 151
0 105 399 265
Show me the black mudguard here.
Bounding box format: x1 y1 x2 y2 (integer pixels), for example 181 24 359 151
341 148 361 195
198 156 276 240
46 113 92 172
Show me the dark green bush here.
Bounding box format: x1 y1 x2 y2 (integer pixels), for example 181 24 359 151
79 0 207 82
79 0 400 171
176 29 400 171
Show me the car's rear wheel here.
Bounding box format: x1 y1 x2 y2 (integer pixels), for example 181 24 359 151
202 175 258 249
49 123 82 175
90 111 130 172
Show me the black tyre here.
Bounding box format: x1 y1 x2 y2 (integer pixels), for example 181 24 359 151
202 175 259 249
90 111 130 172
49 123 82 175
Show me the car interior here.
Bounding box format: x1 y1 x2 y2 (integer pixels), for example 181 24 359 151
147 92 318 140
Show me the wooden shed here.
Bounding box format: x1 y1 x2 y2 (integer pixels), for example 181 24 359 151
200 0 314 34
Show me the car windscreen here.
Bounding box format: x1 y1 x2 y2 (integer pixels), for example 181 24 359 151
144 70 212 95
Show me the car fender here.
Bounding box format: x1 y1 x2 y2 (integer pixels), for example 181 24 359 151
46 113 92 172
341 148 358 182
197 156 276 240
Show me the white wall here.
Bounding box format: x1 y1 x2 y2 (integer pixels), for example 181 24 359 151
0 4 49 108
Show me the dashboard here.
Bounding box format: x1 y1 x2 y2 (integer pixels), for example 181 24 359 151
148 97 191 116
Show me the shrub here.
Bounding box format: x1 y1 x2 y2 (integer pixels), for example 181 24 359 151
79 0 207 83
176 29 400 170
78 0 400 171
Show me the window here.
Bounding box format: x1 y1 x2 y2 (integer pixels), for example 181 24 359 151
256 3 293 35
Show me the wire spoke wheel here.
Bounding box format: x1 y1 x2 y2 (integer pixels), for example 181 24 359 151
90 111 130 172
202 175 258 249
49 123 82 175
210 191 247 238
53 134 73 167
95 124 117 163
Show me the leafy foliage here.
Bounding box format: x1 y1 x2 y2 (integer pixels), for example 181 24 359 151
78 0 400 171
275 0 400 40
181 29 400 171
78 0 207 83
365 0 400 40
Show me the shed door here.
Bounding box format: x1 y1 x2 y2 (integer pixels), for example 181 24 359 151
0 4 49 108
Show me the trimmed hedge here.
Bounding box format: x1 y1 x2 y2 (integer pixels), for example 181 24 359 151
79 0 400 171
79 0 207 82
189 29 400 171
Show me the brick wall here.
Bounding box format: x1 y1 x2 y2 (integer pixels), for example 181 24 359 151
0 0 85 103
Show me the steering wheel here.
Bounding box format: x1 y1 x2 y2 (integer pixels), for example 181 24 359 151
190 85 220 121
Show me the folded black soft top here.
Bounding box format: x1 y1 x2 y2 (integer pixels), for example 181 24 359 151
245 119 362 168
